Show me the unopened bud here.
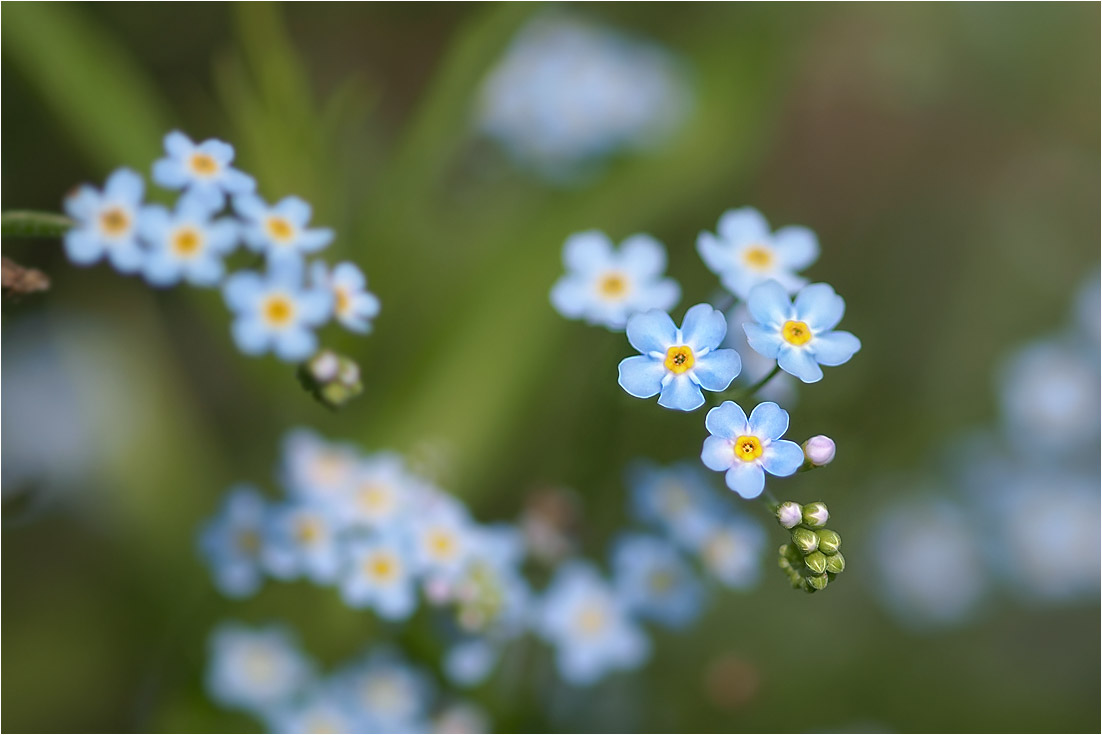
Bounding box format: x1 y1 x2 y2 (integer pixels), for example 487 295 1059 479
791 527 819 555
802 501 829 529
804 551 828 575
777 502 803 529
806 573 829 591
338 360 360 386
825 551 846 574
803 436 836 466
308 350 340 382
817 529 841 555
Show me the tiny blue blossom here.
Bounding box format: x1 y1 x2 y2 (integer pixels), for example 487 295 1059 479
694 515 767 589
618 303 742 411
723 302 799 405
265 690 362 735
152 131 256 209
611 533 705 629
198 485 270 598
281 429 358 507
223 258 333 362
551 230 680 330
234 194 333 263
62 168 146 273
743 280 861 383
410 504 475 582
626 460 721 549
697 207 819 298
336 451 415 530
138 194 238 287
339 534 418 620
206 622 313 714
701 401 804 499
444 639 500 687
333 651 433 733
260 503 344 585
311 261 381 334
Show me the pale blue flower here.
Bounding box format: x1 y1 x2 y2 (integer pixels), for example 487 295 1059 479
694 514 767 589
551 231 680 330
336 451 416 530
339 534 418 620
206 622 313 713
618 303 741 411
444 638 499 687
333 651 433 733
152 131 256 209
138 194 238 287
62 168 146 273
723 302 798 405
311 261 380 333
409 504 475 582
625 460 721 550
433 701 490 735
280 429 358 507
198 485 270 598
743 280 861 383
223 257 333 362
611 533 705 629
535 561 649 685
697 207 819 298
701 401 804 499
234 193 333 263
260 503 344 585
265 689 363 735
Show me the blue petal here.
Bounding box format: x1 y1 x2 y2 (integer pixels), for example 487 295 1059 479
747 280 792 328
224 272 263 311
719 268 760 300
795 283 845 332
275 196 312 226
772 226 819 270
233 194 268 221
64 187 100 221
107 242 145 273
778 345 823 383
748 401 789 441
269 256 305 287
221 168 256 195
275 327 317 362
701 435 734 471
696 230 732 275
164 130 193 157
198 138 234 164
761 440 804 477
679 303 726 352
64 230 103 265
626 309 676 354
811 330 861 366
691 349 741 391
724 462 765 499
297 228 333 253
143 253 181 286
186 257 224 286
333 262 366 290
563 230 613 273
705 401 749 439
298 289 334 325
186 182 226 210
619 234 667 279
717 207 770 244
658 374 704 411
152 159 188 189
232 318 270 355
641 277 680 314
744 323 783 359
618 355 664 398
104 168 143 203
207 220 239 254
550 276 589 318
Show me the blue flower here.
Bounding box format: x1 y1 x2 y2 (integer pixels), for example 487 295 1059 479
535 561 649 685
339 534 418 620
336 451 416 530
152 131 255 209
551 230 680 330
611 533 705 629
198 485 270 598
138 194 239 287
332 651 433 733
409 504 475 581
280 429 358 506
694 515 767 589
62 168 146 273
206 622 313 713
234 193 333 263
626 460 721 549
697 207 819 298
723 302 799 405
618 303 742 411
444 638 500 687
311 261 380 334
743 280 861 383
260 503 344 585
700 401 804 499
264 690 362 735
223 258 333 362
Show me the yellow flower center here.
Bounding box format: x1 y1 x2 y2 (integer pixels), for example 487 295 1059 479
189 152 219 176
743 245 773 269
266 216 295 243
575 605 607 635
664 345 695 374
171 227 202 257
649 570 675 594
263 295 295 327
99 207 130 236
429 531 456 558
782 320 812 346
367 554 396 580
357 484 388 511
733 435 763 462
335 287 350 315
598 271 628 300
236 529 260 555
295 518 320 545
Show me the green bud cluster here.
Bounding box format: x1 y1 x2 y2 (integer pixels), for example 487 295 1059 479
775 501 846 593
298 349 364 409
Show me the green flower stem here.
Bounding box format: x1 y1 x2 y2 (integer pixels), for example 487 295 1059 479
759 488 780 514
740 363 782 399
1 210 73 238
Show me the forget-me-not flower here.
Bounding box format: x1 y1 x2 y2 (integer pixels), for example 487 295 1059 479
223 258 333 362
138 194 239 287
260 503 344 585
723 302 798 405
281 429 357 507
626 460 720 550
697 207 819 298
152 131 256 209
198 485 270 598
611 533 705 629
339 534 418 620
265 690 362 735
743 280 861 383
618 303 741 411
62 168 146 273
234 194 333 263
701 401 804 499
206 622 313 713
695 515 767 589
333 652 433 733
336 451 414 530
311 261 380 333
551 230 680 331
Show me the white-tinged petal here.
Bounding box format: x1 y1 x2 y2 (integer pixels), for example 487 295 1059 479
618 355 665 398
691 349 741 391
777 345 823 383
701 436 734 471
658 374 704 411
724 462 765 499
680 303 727 352
795 283 845 332
747 401 789 442
704 401 749 439
772 225 819 270
810 330 861 366
626 309 676 354
746 279 792 327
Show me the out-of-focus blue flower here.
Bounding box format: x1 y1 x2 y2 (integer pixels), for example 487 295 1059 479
339 534 418 621
444 638 499 687
743 280 861 383
62 168 146 273
333 651 433 733
261 503 344 585
206 622 313 713
234 193 333 263
433 701 490 735
409 503 475 582
626 460 721 549
336 451 415 530
701 401 804 499
535 561 649 685
264 689 362 735
223 257 333 362
551 231 680 331
198 485 270 598
618 304 741 411
311 261 380 334
611 533 705 629
281 429 358 507
138 194 239 287
476 15 690 179
694 515 767 589
152 131 255 209
722 302 798 405
697 207 819 299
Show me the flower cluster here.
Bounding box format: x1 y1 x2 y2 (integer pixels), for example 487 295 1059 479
62 131 379 366
775 501 845 593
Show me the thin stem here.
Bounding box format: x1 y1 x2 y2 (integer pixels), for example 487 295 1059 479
758 489 780 516
742 363 782 399
2 210 73 238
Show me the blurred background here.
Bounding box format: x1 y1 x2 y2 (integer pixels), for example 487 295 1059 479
2 2 1098 732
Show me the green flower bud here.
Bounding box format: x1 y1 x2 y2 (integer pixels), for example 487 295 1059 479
780 543 803 565
777 501 803 529
804 550 828 575
791 527 819 555
806 572 829 591
802 501 829 529
825 551 846 574
817 529 842 555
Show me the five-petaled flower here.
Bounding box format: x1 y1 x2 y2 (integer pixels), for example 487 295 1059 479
152 131 256 209
63 168 146 273
311 261 381 333
234 194 334 264
618 303 742 411
139 194 239 287
701 401 804 499
743 280 861 383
